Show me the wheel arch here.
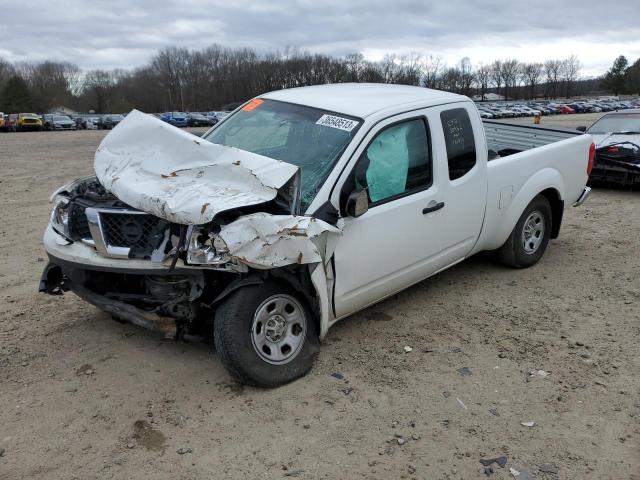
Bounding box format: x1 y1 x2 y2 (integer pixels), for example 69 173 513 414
486 168 566 251
538 187 564 239
210 264 329 339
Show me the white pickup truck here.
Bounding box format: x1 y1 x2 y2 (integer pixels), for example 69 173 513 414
40 84 594 387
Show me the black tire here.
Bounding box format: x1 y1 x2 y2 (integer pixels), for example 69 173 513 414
214 282 319 387
498 195 552 268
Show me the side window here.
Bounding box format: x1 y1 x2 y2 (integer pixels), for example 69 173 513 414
356 118 431 204
441 108 476 180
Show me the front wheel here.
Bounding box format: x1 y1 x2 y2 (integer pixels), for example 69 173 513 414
214 282 319 387
498 195 552 268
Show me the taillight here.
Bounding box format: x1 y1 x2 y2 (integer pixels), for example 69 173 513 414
587 142 595 176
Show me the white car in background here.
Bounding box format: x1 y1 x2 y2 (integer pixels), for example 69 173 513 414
85 117 99 130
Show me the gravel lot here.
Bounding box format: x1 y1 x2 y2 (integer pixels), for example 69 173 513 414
1 119 638 479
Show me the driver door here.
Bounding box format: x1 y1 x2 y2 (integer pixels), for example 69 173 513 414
332 112 447 317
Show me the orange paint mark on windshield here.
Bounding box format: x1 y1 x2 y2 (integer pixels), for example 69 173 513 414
242 98 264 111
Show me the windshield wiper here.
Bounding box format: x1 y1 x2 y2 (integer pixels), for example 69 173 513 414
611 131 640 135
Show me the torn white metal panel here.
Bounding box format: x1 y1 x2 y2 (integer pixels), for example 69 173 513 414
94 110 300 225
217 213 342 269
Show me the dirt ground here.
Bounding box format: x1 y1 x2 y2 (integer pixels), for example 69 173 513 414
0 120 638 480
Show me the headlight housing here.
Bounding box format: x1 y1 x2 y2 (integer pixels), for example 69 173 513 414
186 227 228 265
50 195 70 238
49 175 96 202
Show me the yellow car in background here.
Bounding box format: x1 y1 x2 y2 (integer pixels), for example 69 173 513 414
17 113 43 131
0 113 5 129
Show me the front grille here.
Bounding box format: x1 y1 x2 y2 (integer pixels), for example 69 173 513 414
100 212 168 254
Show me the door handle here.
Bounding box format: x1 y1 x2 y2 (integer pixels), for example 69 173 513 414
423 201 445 214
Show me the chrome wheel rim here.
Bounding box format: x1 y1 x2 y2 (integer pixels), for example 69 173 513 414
251 294 306 365
521 210 545 254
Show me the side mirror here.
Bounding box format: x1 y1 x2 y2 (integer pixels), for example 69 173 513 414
576 126 587 132
345 189 369 218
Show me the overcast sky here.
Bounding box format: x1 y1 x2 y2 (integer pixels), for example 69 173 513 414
1 0 639 77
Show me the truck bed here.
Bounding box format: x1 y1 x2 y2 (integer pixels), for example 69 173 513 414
483 120 581 156
472 121 592 254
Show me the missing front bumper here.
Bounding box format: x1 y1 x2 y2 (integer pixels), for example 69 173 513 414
38 257 205 338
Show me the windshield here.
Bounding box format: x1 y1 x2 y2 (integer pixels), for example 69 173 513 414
588 113 640 134
54 116 71 121
203 99 361 210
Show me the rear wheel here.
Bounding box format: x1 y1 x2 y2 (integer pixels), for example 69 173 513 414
214 282 319 387
498 195 552 268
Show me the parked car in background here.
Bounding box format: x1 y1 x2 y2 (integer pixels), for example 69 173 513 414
99 114 125 130
5 114 18 132
49 115 77 131
42 114 54 130
160 111 188 127
186 112 211 127
558 105 575 114
206 112 220 125
0 112 4 130
17 113 43 131
85 117 99 130
74 116 95 129
577 110 640 187
216 111 230 121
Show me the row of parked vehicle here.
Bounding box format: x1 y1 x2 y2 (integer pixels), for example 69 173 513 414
0 112 128 132
156 111 229 127
475 98 640 119
0 110 230 132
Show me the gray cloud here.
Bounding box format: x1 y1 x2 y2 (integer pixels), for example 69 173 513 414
2 0 639 76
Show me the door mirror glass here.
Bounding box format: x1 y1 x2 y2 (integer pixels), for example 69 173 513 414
345 189 369 217
576 126 587 132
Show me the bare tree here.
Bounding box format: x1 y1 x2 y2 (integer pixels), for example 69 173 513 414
83 70 118 113
458 57 474 96
544 59 563 99
475 63 491 100
151 47 190 110
522 62 543 99
0 56 15 106
490 60 503 98
420 55 444 89
500 59 520 100
560 55 582 98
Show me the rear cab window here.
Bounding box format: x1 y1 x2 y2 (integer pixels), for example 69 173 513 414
441 108 477 180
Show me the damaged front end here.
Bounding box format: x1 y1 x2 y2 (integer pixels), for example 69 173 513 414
590 141 640 187
41 110 341 338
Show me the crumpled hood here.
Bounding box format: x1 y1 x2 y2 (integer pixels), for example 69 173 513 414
217 214 342 269
94 110 300 225
591 132 640 148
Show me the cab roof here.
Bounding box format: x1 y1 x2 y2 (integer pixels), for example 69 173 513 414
260 83 465 119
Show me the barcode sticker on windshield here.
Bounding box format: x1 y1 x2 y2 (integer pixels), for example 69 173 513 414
316 114 358 132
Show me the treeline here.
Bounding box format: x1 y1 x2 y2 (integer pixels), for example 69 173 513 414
0 45 632 114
